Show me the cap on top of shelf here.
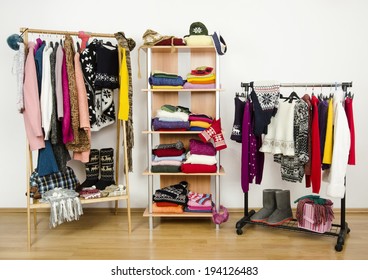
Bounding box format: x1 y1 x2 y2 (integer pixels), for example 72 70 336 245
189 22 209 36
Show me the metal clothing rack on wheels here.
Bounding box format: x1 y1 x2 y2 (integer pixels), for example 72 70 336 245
235 81 352 252
21 28 132 249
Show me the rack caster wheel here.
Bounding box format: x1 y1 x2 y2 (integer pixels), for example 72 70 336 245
236 228 243 235
347 228 351 234
335 243 343 252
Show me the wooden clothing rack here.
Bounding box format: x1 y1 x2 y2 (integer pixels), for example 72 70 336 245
235 81 353 252
21 27 132 249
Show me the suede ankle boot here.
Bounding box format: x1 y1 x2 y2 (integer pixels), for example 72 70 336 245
250 189 282 222
265 190 293 226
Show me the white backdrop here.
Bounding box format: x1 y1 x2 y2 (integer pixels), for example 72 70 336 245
0 0 367 210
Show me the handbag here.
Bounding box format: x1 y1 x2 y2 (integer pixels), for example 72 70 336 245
212 204 229 225
29 166 80 199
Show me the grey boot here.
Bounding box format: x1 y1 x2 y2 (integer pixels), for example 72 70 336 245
250 189 282 222
266 190 293 225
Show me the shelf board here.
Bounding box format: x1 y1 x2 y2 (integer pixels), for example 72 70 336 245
142 88 223 92
142 166 225 176
142 130 200 134
140 45 216 51
29 195 129 209
143 208 213 218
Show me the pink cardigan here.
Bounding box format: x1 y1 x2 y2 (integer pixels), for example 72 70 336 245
23 42 45 151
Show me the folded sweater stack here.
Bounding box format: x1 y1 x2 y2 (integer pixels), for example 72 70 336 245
149 70 185 89
152 104 190 131
151 140 186 173
185 191 213 213
188 113 213 131
181 139 217 173
183 66 216 89
152 181 189 213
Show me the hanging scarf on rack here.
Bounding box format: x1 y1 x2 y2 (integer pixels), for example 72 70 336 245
64 34 90 153
114 32 136 172
49 42 71 172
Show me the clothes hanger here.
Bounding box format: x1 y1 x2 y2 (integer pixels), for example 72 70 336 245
281 85 299 103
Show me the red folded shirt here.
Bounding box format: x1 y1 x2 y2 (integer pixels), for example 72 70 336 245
181 163 217 173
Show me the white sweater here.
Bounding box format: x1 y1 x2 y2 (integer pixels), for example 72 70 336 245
326 90 351 199
40 45 53 140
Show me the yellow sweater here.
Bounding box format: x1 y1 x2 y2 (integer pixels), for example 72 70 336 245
322 98 334 164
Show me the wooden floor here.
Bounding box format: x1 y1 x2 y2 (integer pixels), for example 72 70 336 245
0 210 367 260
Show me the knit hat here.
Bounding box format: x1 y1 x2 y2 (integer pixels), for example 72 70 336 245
6 33 23 51
189 22 208 36
142 29 174 46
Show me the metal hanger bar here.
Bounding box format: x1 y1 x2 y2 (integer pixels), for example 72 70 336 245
241 82 353 88
20 27 116 38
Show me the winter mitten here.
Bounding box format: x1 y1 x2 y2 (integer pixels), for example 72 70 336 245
212 132 227 151
199 118 223 142
77 149 100 192
95 148 116 190
230 97 246 143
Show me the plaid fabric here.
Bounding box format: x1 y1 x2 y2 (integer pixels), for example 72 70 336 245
29 166 80 197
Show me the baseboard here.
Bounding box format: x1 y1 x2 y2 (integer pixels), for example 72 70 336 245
1 207 368 214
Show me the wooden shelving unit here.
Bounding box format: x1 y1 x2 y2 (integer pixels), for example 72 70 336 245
141 45 225 229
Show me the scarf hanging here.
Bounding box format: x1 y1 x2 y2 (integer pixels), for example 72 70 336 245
114 32 136 172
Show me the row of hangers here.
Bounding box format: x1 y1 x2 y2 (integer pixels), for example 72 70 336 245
30 37 116 53
236 83 354 101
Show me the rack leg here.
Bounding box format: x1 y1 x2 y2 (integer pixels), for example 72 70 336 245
126 198 132 233
33 209 37 229
236 192 255 235
335 184 350 252
27 206 31 249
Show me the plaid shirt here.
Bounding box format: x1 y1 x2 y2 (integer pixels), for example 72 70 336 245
29 166 80 197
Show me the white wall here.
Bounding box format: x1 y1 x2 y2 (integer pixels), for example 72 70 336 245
1 0 367 210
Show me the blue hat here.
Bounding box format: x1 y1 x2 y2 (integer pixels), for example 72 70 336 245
7 34 23 51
